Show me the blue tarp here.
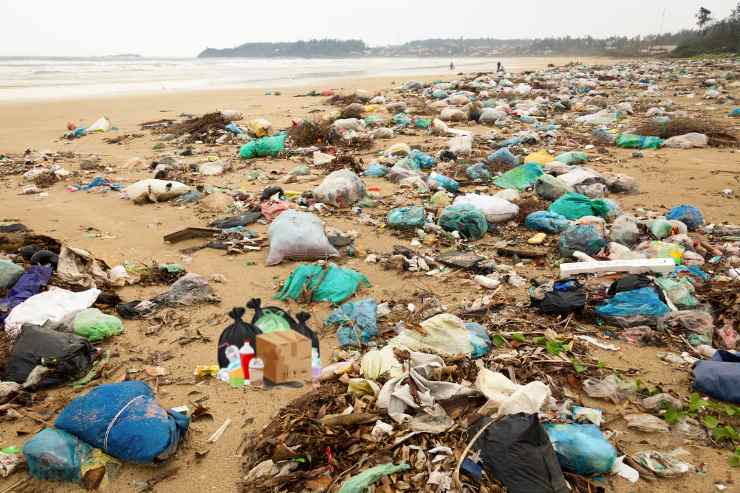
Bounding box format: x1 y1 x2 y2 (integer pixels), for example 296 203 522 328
693 351 740 404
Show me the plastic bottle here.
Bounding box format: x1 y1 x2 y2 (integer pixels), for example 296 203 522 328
249 358 264 388
311 348 321 385
217 345 241 382
239 342 255 380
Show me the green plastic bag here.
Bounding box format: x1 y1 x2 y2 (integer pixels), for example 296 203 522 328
615 134 662 149
438 204 488 240
239 132 287 159
73 309 123 342
275 263 370 304
414 117 432 129
387 206 426 230
338 463 410 493
556 151 588 165
549 192 610 220
494 163 543 191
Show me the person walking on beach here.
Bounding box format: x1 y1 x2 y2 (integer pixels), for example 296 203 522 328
450 61 455 71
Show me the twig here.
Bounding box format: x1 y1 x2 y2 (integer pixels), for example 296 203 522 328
208 418 232 443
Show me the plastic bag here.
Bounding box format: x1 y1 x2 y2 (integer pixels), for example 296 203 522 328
582 374 636 403
624 413 670 433
0 260 24 289
238 132 287 159
0 265 53 325
154 273 219 307
409 149 435 169
559 224 606 257
363 163 388 177
549 192 609 220
487 147 519 167
275 263 370 304
535 175 573 201
313 170 367 207
266 210 338 266
3 325 97 388
466 162 492 182
86 117 112 133
326 298 378 347
494 163 543 190
247 118 273 137
465 322 492 359
635 450 695 477
388 313 473 356
55 381 189 464
386 206 426 230
438 204 488 241
615 133 662 149
655 277 698 309
692 350 740 404
454 194 518 224
659 310 714 345
429 172 460 193
246 298 296 334
217 307 261 368
338 463 410 493
666 204 704 231
609 214 641 246
663 132 708 149
469 414 569 493
524 150 553 165
595 287 670 324
73 308 123 342
123 179 191 204
544 423 617 475
448 135 473 155
5 287 100 339
555 151 588 165
525 211 571 234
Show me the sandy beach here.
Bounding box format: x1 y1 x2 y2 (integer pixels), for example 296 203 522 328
0 55 738 493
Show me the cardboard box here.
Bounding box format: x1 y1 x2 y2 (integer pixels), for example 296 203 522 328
256 331 311 384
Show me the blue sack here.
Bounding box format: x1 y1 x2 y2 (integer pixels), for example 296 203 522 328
0 265 53 323
525 211 571 234
595 287 669 322
363 163 388 177
409 149 436 169
55 381 189 464
666 204 704 231
693 351 740 404
465 322 491 359
326 298 378 347
544 423 617 475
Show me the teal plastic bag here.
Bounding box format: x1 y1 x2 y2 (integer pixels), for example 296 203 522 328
555 151 588 165
466 163 492 182
23 428 92 483
544 424 617 475
363 163 388 177
439 204 488 240
239 133 287 159
549 192 610 220
615 133 662 149
409 149 435 169
327 298 378 347
494 163 543 190
525 211 571 233
73 308 123 342
392 113 411 126
559 224 606 257
429 172 459 193
275 263 370 304
387 206 426 229
0 260 24 289
595 287 670 321
415 117 432 129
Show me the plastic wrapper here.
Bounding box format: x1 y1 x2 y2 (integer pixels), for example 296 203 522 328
487 147 519 167
313 170 367 207
615 133 662 149
582 374 637 403
266 210 338 266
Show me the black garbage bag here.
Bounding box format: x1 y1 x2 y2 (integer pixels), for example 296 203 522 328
468 413 569 493
534 278 586 315
295 312 320 353
607 274 666 302
3 325 97 389
217 307 261 368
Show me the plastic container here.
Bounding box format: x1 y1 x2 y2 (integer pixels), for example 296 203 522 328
249 358 264 388
239 342 255 380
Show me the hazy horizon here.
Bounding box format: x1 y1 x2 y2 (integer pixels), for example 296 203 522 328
1 0 737 58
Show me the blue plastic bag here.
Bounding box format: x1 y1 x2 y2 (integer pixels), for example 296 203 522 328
525 211 571 234
544 423 617 475
55 381 189 464
666 204 704 231
387 206 426 230
363 163 388 177
23 428 91 482
559 224 606 257
465 322 491 359
429 172 460 193
693 351 740 404
595 287 670 322
409 149 436 169
0 265 53 323
225 122 244 135
326 298 378 347
731 108 740 117
466 163 492 182
487 148 519 168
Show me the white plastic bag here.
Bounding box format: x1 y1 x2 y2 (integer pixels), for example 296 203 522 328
123 179 191 204
86 117 112 133
266 210 338 266
312 170 366 207
439 108 466 122
387 313 473 356
663 133 708 149
454 194 519 223
5 287 101 339
448 135 473 156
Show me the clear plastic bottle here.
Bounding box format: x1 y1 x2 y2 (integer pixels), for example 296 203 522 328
311 348 321 386
217 345 241 382
249 358 264 388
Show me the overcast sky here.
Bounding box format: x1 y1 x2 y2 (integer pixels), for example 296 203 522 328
1 0 736 57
